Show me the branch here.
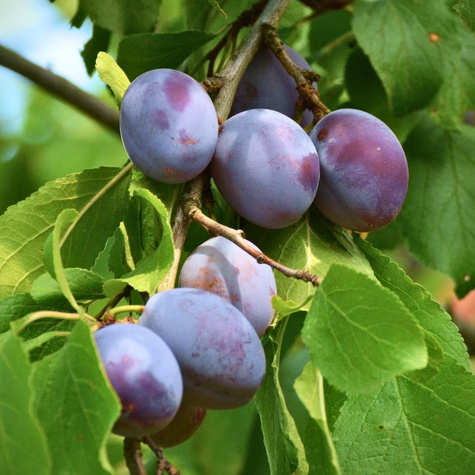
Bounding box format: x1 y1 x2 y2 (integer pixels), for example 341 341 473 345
189 207 322 286
123 438 147 475
160 0 293 291
263 26 331 122
0 44 120 135
143 437 181 475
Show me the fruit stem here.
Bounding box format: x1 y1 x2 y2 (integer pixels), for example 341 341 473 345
123 438 147 475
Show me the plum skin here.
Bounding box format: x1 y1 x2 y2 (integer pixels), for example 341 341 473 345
309 108 408 232
139 288 266 410
179 236 277 336
94 323 183 439
149 403 207 448
120 68 218 184
230 45 317 127
211 109 320 229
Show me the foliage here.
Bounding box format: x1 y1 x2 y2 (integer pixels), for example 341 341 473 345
0 0 474 474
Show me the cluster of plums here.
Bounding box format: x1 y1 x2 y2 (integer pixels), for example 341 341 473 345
120 44 408 233
94 237 276 445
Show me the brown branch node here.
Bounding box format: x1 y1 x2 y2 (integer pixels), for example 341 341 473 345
262 24 331 122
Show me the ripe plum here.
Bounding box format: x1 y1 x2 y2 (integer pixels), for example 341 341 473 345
211 109 320 229
179 236 276 336
230 45 316 127
120 68 218 184
94 324 183 439
149 403 207 448
309 108 408 232
139 288 266 410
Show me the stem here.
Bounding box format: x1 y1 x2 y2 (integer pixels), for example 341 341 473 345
123 439 147 475
0 44 120 135
189 208 322 287
143 437 181 475
106 305 145 317
263 26 331 121
162 0 293 291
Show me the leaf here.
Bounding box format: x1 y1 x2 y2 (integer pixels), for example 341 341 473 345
0 331 51 475
0 166 131 299
82 24 111 76
30 268 105 306
79 0 162 35
333 356 475 474
0 293 63 334
117 30 216 81
245 208 374 309
294 362 341 475
43 209 80 310
31 318 120 475
432 21 475 127
302 264 428 394
454 0 475 32
352 1 461 115
255 320 309 475
356 237 471 371
104 184 174 295
398 116 475 297
96 52 131 106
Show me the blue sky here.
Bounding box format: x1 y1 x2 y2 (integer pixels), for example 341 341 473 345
0 0 97 137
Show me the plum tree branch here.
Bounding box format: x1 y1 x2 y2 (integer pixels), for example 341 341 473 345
189 207 322 286
123 438 147 475
263 25 331 122
160 0 293 292
0 43 120 135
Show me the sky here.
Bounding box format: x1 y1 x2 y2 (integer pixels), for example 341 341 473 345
0 0 96 137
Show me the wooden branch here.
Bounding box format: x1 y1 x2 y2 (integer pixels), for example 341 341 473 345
0 43 120 135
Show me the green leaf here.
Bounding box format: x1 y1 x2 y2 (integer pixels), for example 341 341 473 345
294 362 341 475
79 0 162 35
0 293 63 334
30 268 105 306
356 236 471 371
82 24 111 76
117 30 216 81
398 116 475 297
104 184 174 294
245 208 374 310
0 166 131 299
302 264 428 394
43 209 80 310
333 356 475 474
96 52 131 106
454 0 475 32
31 318 120 475
0 331 51 475
432 22 475 127
352 1 461 115
255 320 308 475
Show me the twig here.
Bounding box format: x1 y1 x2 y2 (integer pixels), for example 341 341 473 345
189 207 322 286
123 438 147 475
143 437 181 475
263 26 331 122
160 0 293 292
0 43 120 135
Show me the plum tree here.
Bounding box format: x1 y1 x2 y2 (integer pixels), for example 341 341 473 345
211 108 320 229
94 324 183 439
149 403 207 448
179 236 277 336
309 108 408 232
139 288 266 410
230 45 316 126
120 68 218 184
